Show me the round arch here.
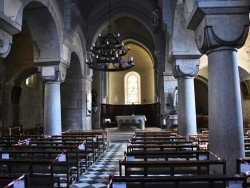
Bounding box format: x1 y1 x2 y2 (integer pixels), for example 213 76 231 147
21 0 62 63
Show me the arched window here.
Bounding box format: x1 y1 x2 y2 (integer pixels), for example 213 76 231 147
125 71 141 104
26 74 38 88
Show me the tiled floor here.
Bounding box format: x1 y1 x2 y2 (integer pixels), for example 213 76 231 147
71 142 128 188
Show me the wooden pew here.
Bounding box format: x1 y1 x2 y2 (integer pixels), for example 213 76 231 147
130 136 187 142
62 130 109 151
0 153 67 187
189 134 209 150
11 144 86 181
129 140 193 145
0 139 21 150
107 175 247 188
0 135 41 149
49 134 100 163
29 139 90 176
134 131 178 138
0 174 29 188
119 158 226 176
236 157 250 187
127 143 200 152
244 138 250 156
236 157 250 175
125 150 210 161
0 134 41 140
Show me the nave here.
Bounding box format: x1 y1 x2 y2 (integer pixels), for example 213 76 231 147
72 142 127 188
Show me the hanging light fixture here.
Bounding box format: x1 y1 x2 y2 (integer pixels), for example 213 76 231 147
86 0 134 72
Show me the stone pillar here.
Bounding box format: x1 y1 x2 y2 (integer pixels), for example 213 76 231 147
44 81 61 135
170 58 199 136
187 1 250 175
168 1 201 137
38 62 68 136
178 76 197 136
92 70 102 129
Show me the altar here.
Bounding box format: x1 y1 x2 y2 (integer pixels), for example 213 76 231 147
115 115 147 130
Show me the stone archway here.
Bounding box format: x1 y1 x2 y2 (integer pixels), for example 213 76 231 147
61 52 83 131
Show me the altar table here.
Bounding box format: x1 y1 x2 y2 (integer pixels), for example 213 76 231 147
115 115 147 130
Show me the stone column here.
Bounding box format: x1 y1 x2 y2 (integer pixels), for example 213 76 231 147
170 57 200 136
92 70 102 129
168 1 201 137
38 62 68 136
187 1 250 175
44 81 61 135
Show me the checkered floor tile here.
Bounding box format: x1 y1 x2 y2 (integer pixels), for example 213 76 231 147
71 142 127 188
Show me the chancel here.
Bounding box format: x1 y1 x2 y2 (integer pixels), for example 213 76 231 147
0 0 250 187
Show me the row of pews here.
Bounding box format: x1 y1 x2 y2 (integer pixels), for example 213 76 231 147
0 124 43 137
0 130 109 188
190 129 250 157
108 130 248 188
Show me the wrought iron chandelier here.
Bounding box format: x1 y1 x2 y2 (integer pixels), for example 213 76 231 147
86 0 134 72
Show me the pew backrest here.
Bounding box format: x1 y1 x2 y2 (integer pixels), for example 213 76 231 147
107 175 247 188
119 159 226 176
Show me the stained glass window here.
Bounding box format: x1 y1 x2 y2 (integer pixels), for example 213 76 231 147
125 72 141 104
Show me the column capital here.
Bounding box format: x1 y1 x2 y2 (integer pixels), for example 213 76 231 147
0 29 12 58
38 61 69 83
187 1 250 54
169 54 200 79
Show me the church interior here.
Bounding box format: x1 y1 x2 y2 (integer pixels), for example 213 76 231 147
0 0 250 187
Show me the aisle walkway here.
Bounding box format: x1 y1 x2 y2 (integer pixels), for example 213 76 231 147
71 142 127 188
